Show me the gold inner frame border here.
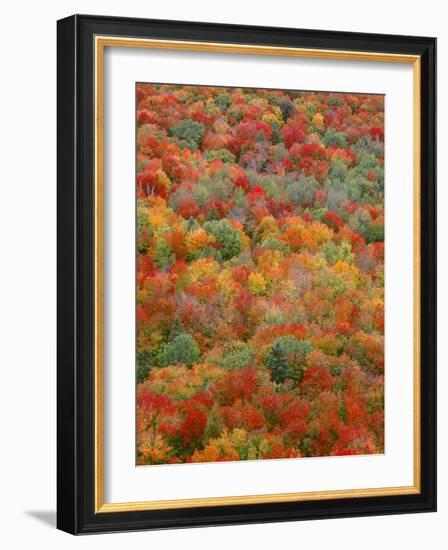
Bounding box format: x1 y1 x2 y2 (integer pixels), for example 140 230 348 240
94 35 421 513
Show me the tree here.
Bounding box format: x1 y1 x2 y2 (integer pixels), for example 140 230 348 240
265 336 312 384
153 238 174 270
265 341 289 384
157 333 200 368
169 119 205 151
203 219 242 261
169 317 185 340
215 93 232 112
136 84 385 464
364 219 384 244
136 349 153 383
216 341 253 371
248 272 267 296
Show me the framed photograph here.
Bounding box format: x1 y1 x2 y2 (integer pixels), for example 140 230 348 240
57 14 436 534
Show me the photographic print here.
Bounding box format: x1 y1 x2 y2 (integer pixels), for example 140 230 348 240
57 16 436 533
135 83 385 466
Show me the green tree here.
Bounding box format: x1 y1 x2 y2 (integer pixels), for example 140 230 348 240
265 341 289 384
323 239 354 265
265 336 312 384
216 341 253 370
136 349 153 384
323 130 348 148
204 149 236 163
335 239 354 263
169 119 205 151
215 93 232 111
169 317 185 340
364 220 384 243
204 219 243 261
153 238 174 270
157 333 200 368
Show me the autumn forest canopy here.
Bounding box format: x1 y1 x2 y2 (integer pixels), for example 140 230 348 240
136 83 385 465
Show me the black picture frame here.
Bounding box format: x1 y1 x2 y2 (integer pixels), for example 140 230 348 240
57 14 436 535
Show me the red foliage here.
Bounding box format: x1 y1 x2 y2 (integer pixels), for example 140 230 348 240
323 210 344 231
135 84 385 465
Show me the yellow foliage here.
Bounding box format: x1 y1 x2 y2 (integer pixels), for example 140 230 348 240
310 222 334 245
257 249 282 271
185 228 216 255
137 329 163 354
278 279 296 297
217 268 238 298
148 211 167 230
146 198 177 232
249 97 268 109
332 260 359 282
138 432 172 464
191 362 226 385
312 112 324 126
142 363 225 401
262 106 284 127
188 257 219 283
248 272 267 296
296 252 327 271
255 215 279 243
155 168 171 191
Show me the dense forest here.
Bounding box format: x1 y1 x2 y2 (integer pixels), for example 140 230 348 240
135 83 385 465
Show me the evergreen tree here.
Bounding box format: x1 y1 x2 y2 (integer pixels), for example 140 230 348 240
265 337 312 384
169 317 184 340
265 341 289 384
136 349 153 384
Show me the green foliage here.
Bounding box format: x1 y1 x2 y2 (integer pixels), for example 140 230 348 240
364 220 384 243
204 149 236 163
169 118 205 151
204 408 223 439
314 271 348 300
137 203 153 255
186 217 200 232
216 341 253 370
287 176 320 206
153 238 174 270
192 184 211 207
204 219 243 260
336 239 354 263
353 135 384 157
260 235 290 253
278 99 295 121
325 187 349 213
169 317 185 340
265 341 289 384
265 336 312 384
136 84 386 465
136 202 150 231
322 239 354 264
157 333 200 368
136 349 154 383
322 130 348 148
215 93 232 111
321 241 338 264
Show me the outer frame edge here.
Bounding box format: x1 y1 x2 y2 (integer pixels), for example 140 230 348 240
57 15 437 534
57 14 79 535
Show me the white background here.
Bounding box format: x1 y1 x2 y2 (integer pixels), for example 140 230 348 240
0 1 444 548
105 48 414 503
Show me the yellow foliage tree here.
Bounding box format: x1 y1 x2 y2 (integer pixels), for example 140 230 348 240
248 272 267 296
185 228 216 257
